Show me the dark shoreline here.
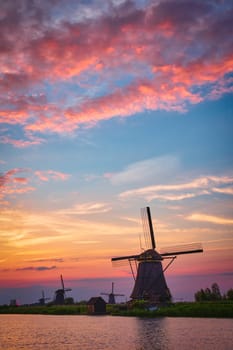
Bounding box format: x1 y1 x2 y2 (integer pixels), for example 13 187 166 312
0 301 233 318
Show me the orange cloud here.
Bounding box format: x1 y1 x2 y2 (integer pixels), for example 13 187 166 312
186 214 233 225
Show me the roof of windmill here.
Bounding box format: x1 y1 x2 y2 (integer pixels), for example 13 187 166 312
55 289 64 294
139 249 163 261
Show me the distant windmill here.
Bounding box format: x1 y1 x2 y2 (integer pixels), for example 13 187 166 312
101 282 124 304
38 290 50 306
112 207 203 303
54 275 72 305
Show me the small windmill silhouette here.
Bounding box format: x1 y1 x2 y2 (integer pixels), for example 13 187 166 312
54 275 72 305
101 282 124 304
38 290 50 305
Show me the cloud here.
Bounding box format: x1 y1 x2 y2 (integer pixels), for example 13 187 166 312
72 240 100 245
0 168 35 200
25 258 64 263
0 0 232 135
0 168 70 204
106 155 180 186
119 175 233 201
34 170 70 182
16 266 57 271
11 234 72 248
186 214 233 225
212 187 233 195
0 135 45 148
58 202 112 215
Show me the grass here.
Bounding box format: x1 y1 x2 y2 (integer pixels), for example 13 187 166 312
0 301 233 318
0 304 88 315
155 301 233 318
111 301 233 318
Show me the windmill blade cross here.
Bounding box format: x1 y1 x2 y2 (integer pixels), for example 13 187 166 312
141 207 156 250
112 254 140 262
160 243 203 257
60 274 65 290
147 206 156 249
141 207 150 249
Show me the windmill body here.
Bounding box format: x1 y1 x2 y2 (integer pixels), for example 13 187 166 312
112 207 203 303
55 288 65 305
130 249 171 302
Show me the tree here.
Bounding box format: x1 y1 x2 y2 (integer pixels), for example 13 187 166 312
204 287 212 301
195 289 206 302
227 288 233 300
194 283 223 302
211 283 222 300
64 297 74 305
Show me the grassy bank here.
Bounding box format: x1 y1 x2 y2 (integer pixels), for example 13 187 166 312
0 304 88 315
0 301 233 318
111 301 233 318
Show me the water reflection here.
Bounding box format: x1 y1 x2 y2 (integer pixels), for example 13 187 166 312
0 315 232 350
134 318 169 349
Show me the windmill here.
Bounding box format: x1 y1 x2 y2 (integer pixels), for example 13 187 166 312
112 207 203 303
54 274 72 305
101 282 125 304
38 290 50 306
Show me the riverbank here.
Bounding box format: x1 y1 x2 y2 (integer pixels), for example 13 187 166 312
113 301 233 318
1 301 233 318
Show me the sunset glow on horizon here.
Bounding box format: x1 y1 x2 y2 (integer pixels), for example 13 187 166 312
0 0 233 304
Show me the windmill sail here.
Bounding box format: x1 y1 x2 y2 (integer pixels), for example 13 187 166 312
160 243 203 257
112 254 140 262
142 207 156 249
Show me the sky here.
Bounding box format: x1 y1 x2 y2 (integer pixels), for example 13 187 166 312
0 0 233 305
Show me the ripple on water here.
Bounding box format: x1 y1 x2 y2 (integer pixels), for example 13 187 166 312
0 315 233 350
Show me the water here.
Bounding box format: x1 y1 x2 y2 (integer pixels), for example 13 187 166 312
0 315 232 350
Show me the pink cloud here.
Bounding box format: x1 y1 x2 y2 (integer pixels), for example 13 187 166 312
35 170 70 182
0 168 34 201
0 135 45 148
13 177 29 184
2 186 35 196
0 168 70 203
0 0 232 135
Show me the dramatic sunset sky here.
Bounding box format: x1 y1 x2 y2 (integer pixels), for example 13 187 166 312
0 0 233 305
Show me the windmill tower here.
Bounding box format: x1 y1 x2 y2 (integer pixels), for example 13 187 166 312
38 290 50 306
101 282 125 304
112 207 203 303
54 275 72 305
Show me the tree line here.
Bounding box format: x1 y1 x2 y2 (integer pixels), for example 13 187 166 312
195 283 233 301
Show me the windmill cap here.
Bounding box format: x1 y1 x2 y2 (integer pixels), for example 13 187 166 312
139 249 163 261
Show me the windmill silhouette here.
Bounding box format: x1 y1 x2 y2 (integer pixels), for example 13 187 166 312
38 290 50 305
54 275 72 305
101 282 124 304
112 207 203 303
